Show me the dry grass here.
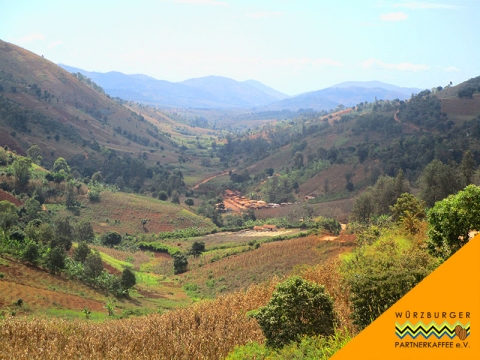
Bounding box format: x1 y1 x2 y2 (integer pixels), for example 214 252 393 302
0 280 277 359
182 234 355 296
301 257 355 333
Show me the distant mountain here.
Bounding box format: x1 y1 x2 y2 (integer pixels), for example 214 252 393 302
261 81 426 111
242 80 289 101
59 65 286 109
331 81 422 96
260 92 340 112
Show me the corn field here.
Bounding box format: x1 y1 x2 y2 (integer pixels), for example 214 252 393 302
0 281 277 359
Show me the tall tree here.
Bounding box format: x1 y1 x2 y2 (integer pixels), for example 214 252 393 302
12 157 32 188
460 150 476 186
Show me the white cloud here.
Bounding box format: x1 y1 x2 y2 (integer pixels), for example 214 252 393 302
48 41 62 49
443 66 460 72
362 58 430 71
380 12 408 21
392 1 458 10
16 33 45 44
174 0 228 6
246 11 284 19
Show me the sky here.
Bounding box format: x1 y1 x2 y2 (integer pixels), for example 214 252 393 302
1 0 479 95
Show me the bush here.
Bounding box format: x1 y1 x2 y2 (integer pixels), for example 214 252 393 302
87 189 101 202
173 253 188 274
22 242 39 264
427 185 480 259
73 242 91 263
341 237 438 330
101 231 122 247
250 276 335 348
121 268 136 291
46 246 66 274
83 250 104 279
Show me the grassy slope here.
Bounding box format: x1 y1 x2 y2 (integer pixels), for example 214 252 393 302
71 190 214 235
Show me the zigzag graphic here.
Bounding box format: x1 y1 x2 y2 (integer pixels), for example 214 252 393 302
395 321 470 340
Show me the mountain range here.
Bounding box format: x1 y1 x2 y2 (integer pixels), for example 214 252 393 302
59 64 422 111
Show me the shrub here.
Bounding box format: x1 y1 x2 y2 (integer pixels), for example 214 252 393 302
74 242 91 263
101 231 122 247
46 247 66 274
173 253 188 274
121 268 136 291
250 276 335 348
22 241 39 264
87 189 101 202
341 237 438 330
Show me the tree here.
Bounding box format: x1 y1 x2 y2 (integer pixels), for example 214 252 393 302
115 176 125 189
22 241 39 264
121 268 136 291
0 200 19 231
390 193 426 235
91 171 102 183
173 253 188 274
265 168 274 177
26 145 41 164
75 220 95 243
52 217 73 251
419 159 462 207
460 150 476 186
46 247 66 274
12 157 32 188
351 191 374 222
427 185 480 259
25 198 42 222
65 182 77 208
74 242 91 263
250 276 335 348
101 231 122 247
53 157 70 173
293 152 304 170
84 250 104 279
184 198 194 208
189 241 205 258
171 191 180 204
342 238 438 330
158 191 168 201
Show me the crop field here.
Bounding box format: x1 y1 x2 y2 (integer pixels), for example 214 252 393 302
0 280 278 359
441 94 480 120
180 233 355 297
0 256 107 317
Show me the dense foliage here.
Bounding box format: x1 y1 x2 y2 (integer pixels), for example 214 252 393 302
250 276 335 348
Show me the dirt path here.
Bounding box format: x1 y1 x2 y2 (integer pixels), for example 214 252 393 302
193 170 234 190
394 109 420 131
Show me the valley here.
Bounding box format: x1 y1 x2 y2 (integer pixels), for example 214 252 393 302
1 37 480 359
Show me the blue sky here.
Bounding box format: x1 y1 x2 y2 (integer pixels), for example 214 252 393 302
1 0 478 95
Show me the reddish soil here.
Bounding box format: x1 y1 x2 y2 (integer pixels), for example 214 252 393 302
0 257 106 313
103 262 122 275
394 109 420 131
0 189 23 206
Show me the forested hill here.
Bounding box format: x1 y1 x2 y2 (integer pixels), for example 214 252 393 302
206 78 480 217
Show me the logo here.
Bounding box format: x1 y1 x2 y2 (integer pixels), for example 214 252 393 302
395 322 470 340
394 311 471 349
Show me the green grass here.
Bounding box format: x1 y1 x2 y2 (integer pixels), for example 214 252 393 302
45 308 107 321
97 251 133 271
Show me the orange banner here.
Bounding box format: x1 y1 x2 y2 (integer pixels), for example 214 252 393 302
333 235 480 359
